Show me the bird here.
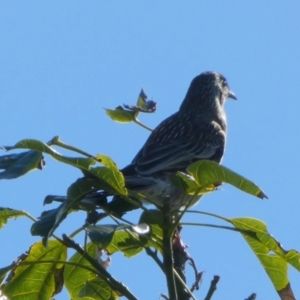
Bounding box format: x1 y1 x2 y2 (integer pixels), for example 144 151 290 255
114 71 236 212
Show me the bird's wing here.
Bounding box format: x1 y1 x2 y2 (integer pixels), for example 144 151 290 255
131 113 226 175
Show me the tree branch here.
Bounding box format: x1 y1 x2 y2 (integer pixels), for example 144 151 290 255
204 275 220 300
162 202 178 300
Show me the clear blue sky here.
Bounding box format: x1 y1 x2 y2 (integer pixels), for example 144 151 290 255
1 2 300 299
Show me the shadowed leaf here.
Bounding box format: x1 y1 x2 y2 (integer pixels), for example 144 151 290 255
123 88 156 113
31 177 96 245
87 223 149 257
0 151 44 179
3 139 126 197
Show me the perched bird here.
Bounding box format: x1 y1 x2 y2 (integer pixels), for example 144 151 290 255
117 71 236 211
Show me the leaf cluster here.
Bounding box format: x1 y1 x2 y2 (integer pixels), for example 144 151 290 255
0 90 298 300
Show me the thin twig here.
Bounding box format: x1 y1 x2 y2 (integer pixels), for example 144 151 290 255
181 222 243 232
48 136 97 159
145 247 164 272
181 222 261 237
190 271 203 292
188 257 203 292
172 189 201 233
245 293 256 300
133 119 153 132
204 275 220 300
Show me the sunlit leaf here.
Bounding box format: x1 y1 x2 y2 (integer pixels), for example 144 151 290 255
78 278 118 300
1 240 66 300
172 172 215 195
231 217 288 291
93 155 127 196
105 107 137 123
285 250 300 272
106 231 144 258
64 243 118 300
187 160 268 199
0 208 27 230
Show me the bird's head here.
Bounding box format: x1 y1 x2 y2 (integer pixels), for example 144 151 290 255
180 71 236 112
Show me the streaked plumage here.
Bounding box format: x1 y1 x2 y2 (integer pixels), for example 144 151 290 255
121 71 236 210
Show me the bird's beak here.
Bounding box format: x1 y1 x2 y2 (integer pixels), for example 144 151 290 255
228 90 237 100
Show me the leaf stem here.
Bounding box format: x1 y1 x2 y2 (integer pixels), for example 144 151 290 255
48 136 97 159
145 248 164 272
181 222 254 234
172 189 201 234
185 210 231 222
204 275 220 300
133 119 153 132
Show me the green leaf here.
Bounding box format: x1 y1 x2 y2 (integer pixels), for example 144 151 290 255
3 139 126 197
230 217 289 291
3 139 96 171
123 89 156 113
106 231 144 258
136 88 148 109
0 265 14 285
78 278 118 300
139 210 163 251
92 155 127 196
0 151 44 179
0 208 27 230
87 225 123 249
172 172 215 195
87 224 148 257
285 250 300 271
1 240 67 300
187 160 268 199
105 108 137 123
30 206 68 245
31 177 96 245
64 243 118 300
